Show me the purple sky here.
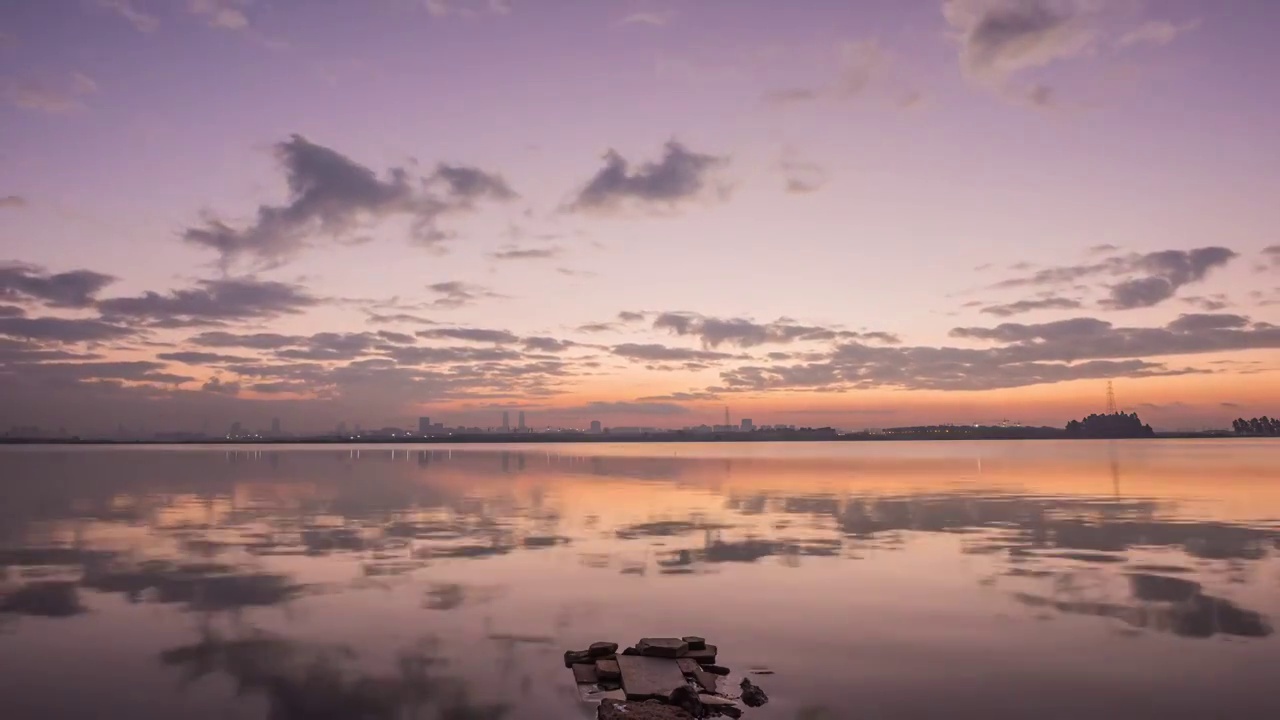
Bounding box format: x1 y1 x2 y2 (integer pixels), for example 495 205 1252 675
2 0 1279 435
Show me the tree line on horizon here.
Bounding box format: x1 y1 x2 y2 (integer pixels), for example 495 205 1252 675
1064 412 1155 439
1231 417 1278 436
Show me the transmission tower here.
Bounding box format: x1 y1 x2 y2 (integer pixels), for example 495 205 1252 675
724 406 730 426
1105 381 1118 414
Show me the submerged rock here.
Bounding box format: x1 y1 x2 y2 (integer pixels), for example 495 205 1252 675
739 678 768 707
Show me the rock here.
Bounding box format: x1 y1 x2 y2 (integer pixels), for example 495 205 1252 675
739 678 768 708
682 635 707 650
564 649 593 668
590 641 620 657
692 667 718 693
637 637 689 658
618 655 688 700
598 698 695 720
573 663 600 684
698 695 741 717
596 658 621 680
701 664 730 676
622 646 641 656
669 685 704 717
677 658 700 676
682 644 717 664
748 667 774 675
599 680 622 692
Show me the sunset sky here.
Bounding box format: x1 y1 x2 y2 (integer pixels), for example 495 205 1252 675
2 0 1278 435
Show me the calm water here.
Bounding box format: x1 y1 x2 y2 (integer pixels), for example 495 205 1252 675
1 441 1278 719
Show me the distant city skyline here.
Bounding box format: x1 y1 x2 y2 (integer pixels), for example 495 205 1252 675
2 1 1279 434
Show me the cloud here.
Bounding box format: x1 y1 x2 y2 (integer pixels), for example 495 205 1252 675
611 343 735 362
1180 294 1230 312
97 278 317 323
567 401 692 416
567 141 728 213
991 246 1237 310
182 135 516 269
575 322 617 334
201 377 241 395
97 0 160 32
14 360 194 385
187 0 250 30
618 11 675 27
426 281 502 309
778 151 828 194
618 311 647 323
0 305 24 318
0 264 117 308
943 0 1100 82
522 336 576 353
0 195 26 209
4 72 98 113
1117 19 1200 48
980 296 1082 317
652 312 899 348
189 331 305 349
424 0 511 17
637 391 720 402
1264 245 1280 268
158 351 253 364
1164 313 1250 333
488 246 563 261
766 39 890 106
417 327 521 344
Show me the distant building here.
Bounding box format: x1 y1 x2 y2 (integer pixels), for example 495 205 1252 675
228 421 242 438
741 418 753 431
589 420 602 433
501 411 510 432
419 416 432 434
271 417 281 435
518 411 526 431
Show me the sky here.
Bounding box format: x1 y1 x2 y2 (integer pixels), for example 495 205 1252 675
1 0 1279 435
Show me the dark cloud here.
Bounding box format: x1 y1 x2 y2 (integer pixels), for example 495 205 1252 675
426 281 502 309
15 361 193 385
488 246 563 261
379 345 522 366
417 327 521 344
575 322 617 334
617 311 647 323
0 195 26 209
274 332 383 361
157 351 253 364
366 312 436 325
0 316 134 343
376 330 415 344
0 305 24 317
568 141 727 212
0 263 117 308
653 312 899 348
189 331 305 349
522 337 576 353
991 247 1237 310
201 377 240 395
980 297 1082 317
567 401 692 416
1165 314 1250 333
1264 245 1280 267
943 0 1098 82
182 135 516 269
611 343 735 362
98 278 317 323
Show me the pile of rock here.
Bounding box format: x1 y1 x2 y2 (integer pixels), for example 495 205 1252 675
563 636 769 719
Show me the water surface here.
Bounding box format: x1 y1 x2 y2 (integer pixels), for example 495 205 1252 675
1 440 1278 719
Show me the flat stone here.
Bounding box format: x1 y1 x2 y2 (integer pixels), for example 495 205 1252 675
682 644 717 664
682 635 706 650
617 654 688 700
564 649 592 667
676 658 700 676
692 667 718 693
637 637 688 658
598 699 694 720
596 658 621 680
590 641 619 657
573 663 599 684
701 664 730 676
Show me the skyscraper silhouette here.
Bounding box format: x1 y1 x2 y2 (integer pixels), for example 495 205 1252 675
501 411 510 431
518 411 526 431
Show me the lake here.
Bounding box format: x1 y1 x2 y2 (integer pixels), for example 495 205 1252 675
1 440 1278 719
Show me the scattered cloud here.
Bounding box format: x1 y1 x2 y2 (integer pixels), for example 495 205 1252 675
158 351 254 364
566 400 692 416
611 343 735 363
426 281 503 309
97 0 160 32
1180 294 1230 312
183 134 517 269
187 0 251 30
522 336 577 353
417 327 521 344
765 39 892 106
0 316 134 344
424 0 511 18
942 0 1101 83
489 246 563 261
4 72 98 113
97 278 317 323
618 11 675 27
1263 245 1280 269
189 331 306 349
778 151 828 194
201 377 241 395
0 264 117 308
567 141 728 213
980 297 1082 317
0 195 27 209
1117 19 1201 48
653 312 899 349
575 322 616 334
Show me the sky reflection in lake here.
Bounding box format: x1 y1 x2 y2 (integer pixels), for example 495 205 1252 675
1 440 1278 719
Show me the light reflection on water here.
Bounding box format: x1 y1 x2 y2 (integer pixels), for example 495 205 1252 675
1 440 1278 719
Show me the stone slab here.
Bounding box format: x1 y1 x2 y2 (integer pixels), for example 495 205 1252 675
701 664 730 676
617 654 688 700
572 663 599 684
637 637 688 658
682 644 717 664
596 658 621 680
682 635 706 650
676 658 699 676
598 699 694 720
565 649 592 667
692 667 718 693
